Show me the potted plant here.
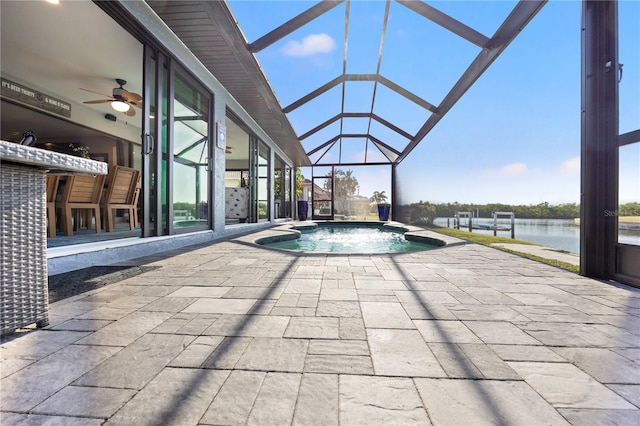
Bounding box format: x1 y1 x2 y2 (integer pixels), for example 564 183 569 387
370 190 390 221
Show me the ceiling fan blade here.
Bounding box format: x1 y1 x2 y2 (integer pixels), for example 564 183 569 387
121 92 142 102
83 99 112 104
80 87 112 98
124 107 136 117
130 100 143 109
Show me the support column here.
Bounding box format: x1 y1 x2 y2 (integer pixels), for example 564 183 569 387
213 96 227 232
580 0 619 278
390 163 397 221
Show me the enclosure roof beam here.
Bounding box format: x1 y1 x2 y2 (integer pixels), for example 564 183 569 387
376 76 438 113
396 0 489 48
298 112 412 142
619 129 640 147
307 135 340 157
314 138 340 164
283 74 435 114
306 132 400 156
322 133 401 154
299 114 342 140
368 134 401 156
283 74 377 113
283 75 344 113
314 161 391 166
340 133 369 138
370 113 413 140
369 137 398 163
247 0 344 53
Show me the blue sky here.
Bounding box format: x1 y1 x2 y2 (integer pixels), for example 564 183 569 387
227 0 639 205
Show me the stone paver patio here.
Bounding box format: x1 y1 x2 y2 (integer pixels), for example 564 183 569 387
1 228 639 425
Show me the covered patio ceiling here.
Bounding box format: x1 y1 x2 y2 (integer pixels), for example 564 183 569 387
148 0 547 167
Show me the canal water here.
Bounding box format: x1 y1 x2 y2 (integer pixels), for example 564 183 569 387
433 218 640 254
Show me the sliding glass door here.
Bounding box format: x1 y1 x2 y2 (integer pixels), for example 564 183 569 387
142 47 168 236
143 46 212 236
171 72 210 231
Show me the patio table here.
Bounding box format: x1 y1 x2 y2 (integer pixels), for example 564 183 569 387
1 140 107 335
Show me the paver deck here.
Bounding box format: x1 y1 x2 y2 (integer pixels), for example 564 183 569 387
1 229 639 425
491 243 581 266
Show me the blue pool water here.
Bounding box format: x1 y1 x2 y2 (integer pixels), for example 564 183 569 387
260 225 438 253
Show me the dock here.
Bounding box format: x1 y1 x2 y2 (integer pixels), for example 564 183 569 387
455 211 516 238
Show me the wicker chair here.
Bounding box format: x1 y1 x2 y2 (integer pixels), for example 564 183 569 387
102 165 140 232
46 175 60 238
56 174 106 236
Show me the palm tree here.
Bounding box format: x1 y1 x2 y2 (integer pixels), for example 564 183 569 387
369 190 388 205
370 190 390 220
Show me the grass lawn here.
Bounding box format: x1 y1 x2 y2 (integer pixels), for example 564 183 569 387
428 226 535 246
427 226 580 273
620 216 640 223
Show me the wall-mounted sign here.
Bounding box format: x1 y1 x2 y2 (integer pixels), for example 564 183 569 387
216 121 226 150
1 77 71 118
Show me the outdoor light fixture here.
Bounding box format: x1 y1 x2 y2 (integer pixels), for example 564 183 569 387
111 101 131 112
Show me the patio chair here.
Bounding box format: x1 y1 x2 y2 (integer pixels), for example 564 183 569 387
102 165 140 232
130 174 141 228
56 173 106 236
46 175 60 238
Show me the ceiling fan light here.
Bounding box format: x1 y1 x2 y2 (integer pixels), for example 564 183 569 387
111 101 130 112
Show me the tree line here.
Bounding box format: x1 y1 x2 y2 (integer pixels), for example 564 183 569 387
433 201 582 219
397 201 640 225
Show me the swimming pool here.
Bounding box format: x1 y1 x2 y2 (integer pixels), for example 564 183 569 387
257 223 442 254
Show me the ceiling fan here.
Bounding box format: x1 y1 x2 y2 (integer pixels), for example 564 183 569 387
80 78 142 116
225 146 233 154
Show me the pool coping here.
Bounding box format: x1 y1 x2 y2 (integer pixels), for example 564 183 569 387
237 220 465 253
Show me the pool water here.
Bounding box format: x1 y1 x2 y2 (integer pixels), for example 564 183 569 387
261 225 437 253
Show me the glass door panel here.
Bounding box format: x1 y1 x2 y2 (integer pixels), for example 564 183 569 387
172 72 209 231
142 47 168 236
224 117 251 224
257 142 270 221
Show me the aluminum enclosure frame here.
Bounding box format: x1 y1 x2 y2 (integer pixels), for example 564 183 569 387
272 0 547 166
580 0 619 280
143 1 637 286
580 1 640 287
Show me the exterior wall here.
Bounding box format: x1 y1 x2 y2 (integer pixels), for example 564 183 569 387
213 95 227 232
